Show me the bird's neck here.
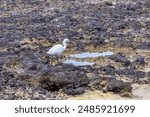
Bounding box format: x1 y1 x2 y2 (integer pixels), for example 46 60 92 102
63 41 67 49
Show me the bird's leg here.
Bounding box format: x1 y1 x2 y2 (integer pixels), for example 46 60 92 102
56 56 59 64
57 55 62 63
51 55 55 65
54 55 58 64
50 55 52 65
53 55 58 64
59 55 64 62
58 56 60 63
60 55 64 63
58 55 60 63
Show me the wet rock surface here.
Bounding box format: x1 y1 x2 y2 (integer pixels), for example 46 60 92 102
0 0 150 99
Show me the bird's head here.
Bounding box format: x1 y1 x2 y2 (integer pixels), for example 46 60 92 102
64 38 70 43
63 38 77 46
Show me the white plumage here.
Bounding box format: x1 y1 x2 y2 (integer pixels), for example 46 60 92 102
47 38 70 64
47 44 65 56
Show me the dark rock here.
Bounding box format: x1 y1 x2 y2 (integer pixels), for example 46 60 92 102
91 37 106 47
0 16 17 24
135 56 145 66
7 78 17 87
21 0 42 5
0 0 149 99
90 77 100 86
147 72 150 77
113 38 126 47
0 69 15 86
39 64 89 94
138 42 150 50
98 77 132 94
89 76 102 90
113 38 138 49
28 63 38 70
76 41 85 51
107 80 132 93
130 20 141 30
0 79 3 89
0 94 10 100
112 21 128 30
66 31 79 39
147 72 150 83
16 80 27 89
63 87 85 95
117 68 146 79
125 69 146 79
101 65 116 75
8 94 16 100
32 87 47 95
127 3 137 11
17 73 32 80
105 1 113 6
109 53 131 67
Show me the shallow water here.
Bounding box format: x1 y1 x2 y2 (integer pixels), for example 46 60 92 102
63 51 113 66
69 51 114 58
63 59 94 66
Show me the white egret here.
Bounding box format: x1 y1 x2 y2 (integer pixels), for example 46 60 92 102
47 38 70 64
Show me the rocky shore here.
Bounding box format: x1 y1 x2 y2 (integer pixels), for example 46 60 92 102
0 0 149 99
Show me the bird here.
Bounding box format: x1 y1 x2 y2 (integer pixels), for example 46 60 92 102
47 38 70 64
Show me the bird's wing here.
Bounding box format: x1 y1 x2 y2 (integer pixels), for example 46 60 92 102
47 44 64 55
